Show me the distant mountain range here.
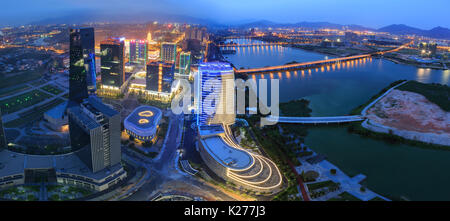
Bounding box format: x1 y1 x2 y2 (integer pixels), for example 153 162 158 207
378 24 450 39
29 12 450 40
235 20 373 31
236 20 450 39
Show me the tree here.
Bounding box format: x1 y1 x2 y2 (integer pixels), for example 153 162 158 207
330 169 337 175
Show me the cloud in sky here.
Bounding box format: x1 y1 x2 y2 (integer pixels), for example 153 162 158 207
0 0 449 29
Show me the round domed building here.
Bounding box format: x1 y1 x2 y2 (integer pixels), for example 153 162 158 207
124 106 162 142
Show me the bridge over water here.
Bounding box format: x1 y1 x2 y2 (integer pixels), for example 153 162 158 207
232 41 411 74
218 42 310 48
266 115 365 124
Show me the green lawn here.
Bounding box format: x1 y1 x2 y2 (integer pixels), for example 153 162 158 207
4 98 64 128
47 185 93 201
307 180 339 192
0 67 45 89
41 85 63 95
0 85 31 98
0 90 53 114
397 80 450 112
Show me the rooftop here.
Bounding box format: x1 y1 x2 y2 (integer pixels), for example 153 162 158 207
45 101 68 119
82 96 119 118
200 136 253 170
67 105 101 130
198 124 225 137
0 150 122 181
125 106 162 130
199 62 234 73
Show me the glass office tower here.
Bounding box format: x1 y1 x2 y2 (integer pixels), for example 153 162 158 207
69 27 96 104
100 38 125 89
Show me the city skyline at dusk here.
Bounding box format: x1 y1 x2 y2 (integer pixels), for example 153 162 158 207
1 0 449 29
0 0 449 215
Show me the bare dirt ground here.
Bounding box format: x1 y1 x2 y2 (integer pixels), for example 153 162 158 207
366 89 450 135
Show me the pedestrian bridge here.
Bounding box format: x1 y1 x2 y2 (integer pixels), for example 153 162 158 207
266 115 365 124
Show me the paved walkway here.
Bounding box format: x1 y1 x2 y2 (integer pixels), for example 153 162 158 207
296 159 390 201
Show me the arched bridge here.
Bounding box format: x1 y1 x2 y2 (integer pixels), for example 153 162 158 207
234 41 412 74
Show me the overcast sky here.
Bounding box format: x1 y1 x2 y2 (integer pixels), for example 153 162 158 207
1 0 449 29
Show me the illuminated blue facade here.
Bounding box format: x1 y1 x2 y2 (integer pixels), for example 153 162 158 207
197 62 234 126
87 52 97 94
124 106 162 142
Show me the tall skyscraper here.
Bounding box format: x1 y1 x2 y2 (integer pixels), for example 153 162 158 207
69 28 96 104
129 40 148 65
197 62 235 126
160 42 177 63
179 52 191 75
146 61 174 93
100 38 125 89
67 96 121 173
0 109 6 150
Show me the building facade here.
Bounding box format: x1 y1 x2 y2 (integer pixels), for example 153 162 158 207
179 52 191 76
146 61 174 93
124 106 162 142
160 42 177 62
129 40 148 65
69 28 96 104
0 150 126 191
67 96 121 173
100 38 125 90
197 62 236 126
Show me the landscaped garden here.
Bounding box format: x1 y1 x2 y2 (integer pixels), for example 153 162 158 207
0 185 40 201
47 185 93 201
41 84 63 95
0 90 52 114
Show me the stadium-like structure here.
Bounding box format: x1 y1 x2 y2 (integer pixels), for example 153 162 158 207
124 105 162 142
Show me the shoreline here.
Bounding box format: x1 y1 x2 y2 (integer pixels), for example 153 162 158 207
349 80 449 149
227 37 449 71
295 144 390 201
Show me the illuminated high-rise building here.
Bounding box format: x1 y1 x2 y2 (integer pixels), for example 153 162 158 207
146 61 174 93
160 42 177 62
100 38 125 89
179 52 191 75
129 40 148 65
69 28 96 104
197 62 235 126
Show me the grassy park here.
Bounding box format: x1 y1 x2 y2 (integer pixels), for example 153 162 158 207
4 98 64 128
41 84 63 95
0 90 52 114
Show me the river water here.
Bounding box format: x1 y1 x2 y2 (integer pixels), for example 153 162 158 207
225 38 450 200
